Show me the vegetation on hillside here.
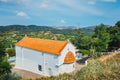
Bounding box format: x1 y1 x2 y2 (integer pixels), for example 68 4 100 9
75 53 120 80
72 22 120 56
0 41 21 80
108 21 120 51
0 41 11 79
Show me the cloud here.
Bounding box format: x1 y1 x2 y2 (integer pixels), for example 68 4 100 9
40 3 48 8
20 1 103 15
87 0 117 5
0 0 8 2
1 0 103 16
101 0 117 2
16 11 30 19
60 19 66 23
39 1 49 8
54 0 103 15
88 1 96 5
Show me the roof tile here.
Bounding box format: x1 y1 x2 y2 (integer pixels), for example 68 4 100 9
16 37 68 55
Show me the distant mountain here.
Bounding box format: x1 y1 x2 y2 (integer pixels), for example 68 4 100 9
81 26 96 36
0 25 78 36
82 25 111 31
82 26 96 31
0 25 95 36
81 25 111 36
54 26 80 30
0 25 110 36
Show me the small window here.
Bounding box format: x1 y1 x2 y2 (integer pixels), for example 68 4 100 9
38 65 42 71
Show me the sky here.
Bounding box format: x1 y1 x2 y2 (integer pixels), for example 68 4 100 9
0 0 120 27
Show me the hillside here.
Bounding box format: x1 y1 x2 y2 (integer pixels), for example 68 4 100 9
0 25 93 36
0 25 75 33
76 52 120 80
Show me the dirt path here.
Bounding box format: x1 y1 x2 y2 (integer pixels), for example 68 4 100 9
73 56 90 74
12 68 43 79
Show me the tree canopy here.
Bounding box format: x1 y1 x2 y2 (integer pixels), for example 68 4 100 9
0 41 11 79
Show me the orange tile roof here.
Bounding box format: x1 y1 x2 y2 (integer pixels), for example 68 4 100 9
64 51 76 63
16 37 68 55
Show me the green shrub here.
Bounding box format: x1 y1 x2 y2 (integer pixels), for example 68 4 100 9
79 49 89 56
5 72 21 80
5 48 15 57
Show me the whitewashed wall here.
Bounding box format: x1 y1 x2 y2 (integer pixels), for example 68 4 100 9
15 46 22 68
15 46 59 76
44 52 59 76
15 42 76 76
58 42 76 73
59 63 75 74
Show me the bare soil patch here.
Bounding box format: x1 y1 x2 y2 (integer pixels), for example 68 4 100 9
12 68 43 79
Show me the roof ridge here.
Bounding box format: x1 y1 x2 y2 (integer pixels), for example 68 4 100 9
25 36 68 42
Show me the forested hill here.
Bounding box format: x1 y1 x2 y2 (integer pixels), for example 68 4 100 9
0 25 55 32
0 25 93 36
0 25 80 35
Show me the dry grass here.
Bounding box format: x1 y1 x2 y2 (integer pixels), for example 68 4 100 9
75 52 120 80
98 52 120 62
